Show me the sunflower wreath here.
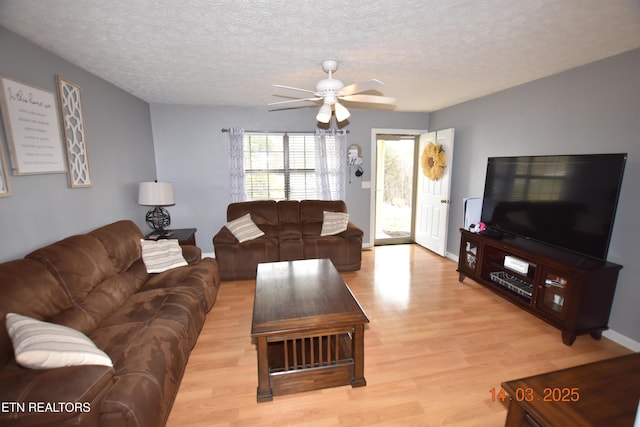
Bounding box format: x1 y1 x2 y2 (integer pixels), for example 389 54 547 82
421 143 447 180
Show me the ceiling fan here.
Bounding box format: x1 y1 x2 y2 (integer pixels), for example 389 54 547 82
269 60 396 123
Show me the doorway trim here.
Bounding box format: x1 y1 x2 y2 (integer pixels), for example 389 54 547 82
368 128 427 247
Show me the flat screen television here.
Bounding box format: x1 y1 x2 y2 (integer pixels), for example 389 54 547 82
480 153 627 262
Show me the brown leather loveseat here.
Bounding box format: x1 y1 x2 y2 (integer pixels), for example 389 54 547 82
0 220 220 427
213 200 363 280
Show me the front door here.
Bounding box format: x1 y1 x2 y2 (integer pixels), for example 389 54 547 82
414 128 455 256
374 134 418 245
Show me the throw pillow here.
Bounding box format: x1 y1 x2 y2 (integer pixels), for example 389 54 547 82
320 211 349 236
225 213 265 243
140 239 188 273
5 313 113 369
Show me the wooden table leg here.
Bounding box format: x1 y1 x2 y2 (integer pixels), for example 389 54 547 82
351 324 366 387
504 399 527 427
255 337 272 402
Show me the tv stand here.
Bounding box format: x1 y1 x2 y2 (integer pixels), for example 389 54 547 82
457 229 622 345
479 227 504 239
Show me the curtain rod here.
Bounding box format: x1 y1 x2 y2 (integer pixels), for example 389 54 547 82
221 128 349 134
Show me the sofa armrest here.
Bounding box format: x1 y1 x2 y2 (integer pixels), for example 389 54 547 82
213 226 238 245
181 244 202 264
339 222 364 239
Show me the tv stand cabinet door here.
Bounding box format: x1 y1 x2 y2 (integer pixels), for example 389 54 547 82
457 231 481 280
534 266 574 323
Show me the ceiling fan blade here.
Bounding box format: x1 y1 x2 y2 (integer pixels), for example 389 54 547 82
268 98 322 110
273 84 317 95
268 97 321 106
340 94 397 104
339 79 384 96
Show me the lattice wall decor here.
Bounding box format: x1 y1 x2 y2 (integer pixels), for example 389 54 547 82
0 132 10 197
57 76 92 187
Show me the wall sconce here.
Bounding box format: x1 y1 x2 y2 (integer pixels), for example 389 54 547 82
138 181 175 232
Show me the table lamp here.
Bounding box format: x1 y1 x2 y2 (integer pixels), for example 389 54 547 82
138 181 175 232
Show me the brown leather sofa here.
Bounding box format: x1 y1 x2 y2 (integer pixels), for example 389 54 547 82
213 200 363 280
0 220 220 427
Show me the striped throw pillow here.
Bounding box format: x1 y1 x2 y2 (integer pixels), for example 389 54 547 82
140 239 188 273
320 211 349 236
225 213 265 243
5 313 113 369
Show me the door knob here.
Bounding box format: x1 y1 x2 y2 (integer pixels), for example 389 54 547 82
440 199 450 204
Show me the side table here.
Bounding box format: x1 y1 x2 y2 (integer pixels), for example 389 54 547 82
144 228 197 246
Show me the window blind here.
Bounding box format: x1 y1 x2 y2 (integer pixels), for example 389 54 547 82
243 133 322 200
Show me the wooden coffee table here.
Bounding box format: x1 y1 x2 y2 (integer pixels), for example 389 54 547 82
502 353 640 426
251 258 369 402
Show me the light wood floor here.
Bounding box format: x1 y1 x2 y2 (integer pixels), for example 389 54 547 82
166 244 631 426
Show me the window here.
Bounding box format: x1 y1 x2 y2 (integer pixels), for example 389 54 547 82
243 133 318 200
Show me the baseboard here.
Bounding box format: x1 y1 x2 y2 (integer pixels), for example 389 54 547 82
602 329 640 352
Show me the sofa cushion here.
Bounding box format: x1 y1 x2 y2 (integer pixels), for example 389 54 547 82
277 199 301 225
6 313 113 369
25 234 143 335
225 213 265 243
303 234 362 271
227 200 279 237
0 364 114 427
143 258 219 313
215 236 280 281
320 211 349 236
26 235 115 303
300 200 348 236
89 220 143 273
140 239 188 273
91 285 206 427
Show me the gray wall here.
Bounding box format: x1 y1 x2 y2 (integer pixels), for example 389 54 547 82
149 105 428 253
0 27 157 262
429 48 640 342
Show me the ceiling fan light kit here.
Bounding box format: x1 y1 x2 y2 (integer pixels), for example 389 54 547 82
316 103 332 123
270 60 396 124
334 102 351 122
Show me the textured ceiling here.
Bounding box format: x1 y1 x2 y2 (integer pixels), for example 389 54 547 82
1 0 640 112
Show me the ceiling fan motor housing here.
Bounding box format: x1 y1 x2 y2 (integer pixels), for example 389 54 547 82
315 78 344 104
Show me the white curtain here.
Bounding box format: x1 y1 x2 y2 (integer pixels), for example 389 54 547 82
228 127 246 202
315 129 346 200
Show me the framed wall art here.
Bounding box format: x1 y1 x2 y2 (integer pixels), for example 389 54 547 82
0 75 67 175
0 132 11 197
57 76 92 187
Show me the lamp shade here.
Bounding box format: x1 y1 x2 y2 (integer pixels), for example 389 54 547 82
138 182 175 206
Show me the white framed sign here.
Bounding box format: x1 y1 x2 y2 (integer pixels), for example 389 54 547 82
0 75 67 175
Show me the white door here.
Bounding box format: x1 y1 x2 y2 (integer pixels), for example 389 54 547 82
414 128 455 256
